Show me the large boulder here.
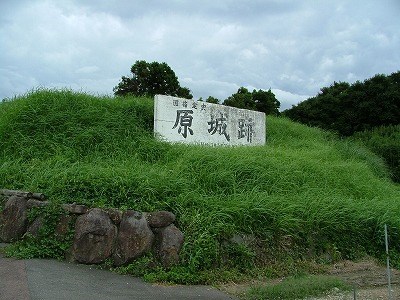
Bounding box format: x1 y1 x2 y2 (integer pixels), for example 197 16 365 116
0 196 28 242
62 203 88 215
72 208 117 264
26 217 44 237
113 211 154 266
146 210 176 228
26 199 49 208
105 208 123 225
153 224 184 268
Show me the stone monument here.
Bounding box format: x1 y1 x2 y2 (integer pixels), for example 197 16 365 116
154 95 266 146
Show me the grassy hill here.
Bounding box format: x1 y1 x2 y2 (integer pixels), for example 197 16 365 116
1 89 400 283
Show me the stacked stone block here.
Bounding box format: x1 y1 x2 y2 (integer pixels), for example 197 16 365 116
0 189 184 268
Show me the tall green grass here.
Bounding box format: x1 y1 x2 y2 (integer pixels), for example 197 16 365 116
246 275 351 300
1 89 400 281
352 124 400 183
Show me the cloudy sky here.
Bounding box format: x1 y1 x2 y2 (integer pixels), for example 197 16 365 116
1 0 399 110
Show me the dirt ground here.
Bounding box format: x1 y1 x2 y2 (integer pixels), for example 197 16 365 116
311 258 400 300
220 257 400 299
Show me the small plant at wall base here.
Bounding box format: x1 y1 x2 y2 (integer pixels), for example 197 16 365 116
5 204 75 260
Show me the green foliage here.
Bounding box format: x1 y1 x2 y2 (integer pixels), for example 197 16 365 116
333 138 391 180
246 275 351 300
113 60 193 98
284 71 400 136
1 89 400 284
252 89 281 116
142 260 326 285
223 87 254 110
112 253 158 277
352 125 400 183
0 88 154 162
223 87 280 115
206 96 219 104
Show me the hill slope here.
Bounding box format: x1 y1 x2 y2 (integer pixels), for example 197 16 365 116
1 89 399 282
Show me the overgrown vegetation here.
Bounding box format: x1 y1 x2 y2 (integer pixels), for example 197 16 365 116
245 275 351 300
352 124 400 183
283 71 400 183
4 203 75 259
1 89 400 284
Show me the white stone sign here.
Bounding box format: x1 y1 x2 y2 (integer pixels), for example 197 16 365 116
154 95 266 146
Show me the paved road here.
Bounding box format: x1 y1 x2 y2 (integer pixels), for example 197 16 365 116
0 244 237 300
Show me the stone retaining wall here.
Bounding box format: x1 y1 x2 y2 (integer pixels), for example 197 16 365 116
0 189 184 268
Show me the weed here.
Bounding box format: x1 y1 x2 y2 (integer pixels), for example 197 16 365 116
246 275 351 300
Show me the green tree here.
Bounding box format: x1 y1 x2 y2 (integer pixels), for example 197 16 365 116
223 87 280 115
223 87 255 110
113 60 193 98
284 71 400 136
206 96 219 104
252 89 280 115
284 81 352 133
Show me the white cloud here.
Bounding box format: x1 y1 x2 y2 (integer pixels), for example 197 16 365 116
0 0 399 105
272 89 310 111
181 77 239 101
0 68 39 99
75 66 100 74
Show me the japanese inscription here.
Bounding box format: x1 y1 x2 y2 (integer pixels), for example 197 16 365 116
172 110 194 138
208 113 230 141
238 118 255 142
154 95 265 146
